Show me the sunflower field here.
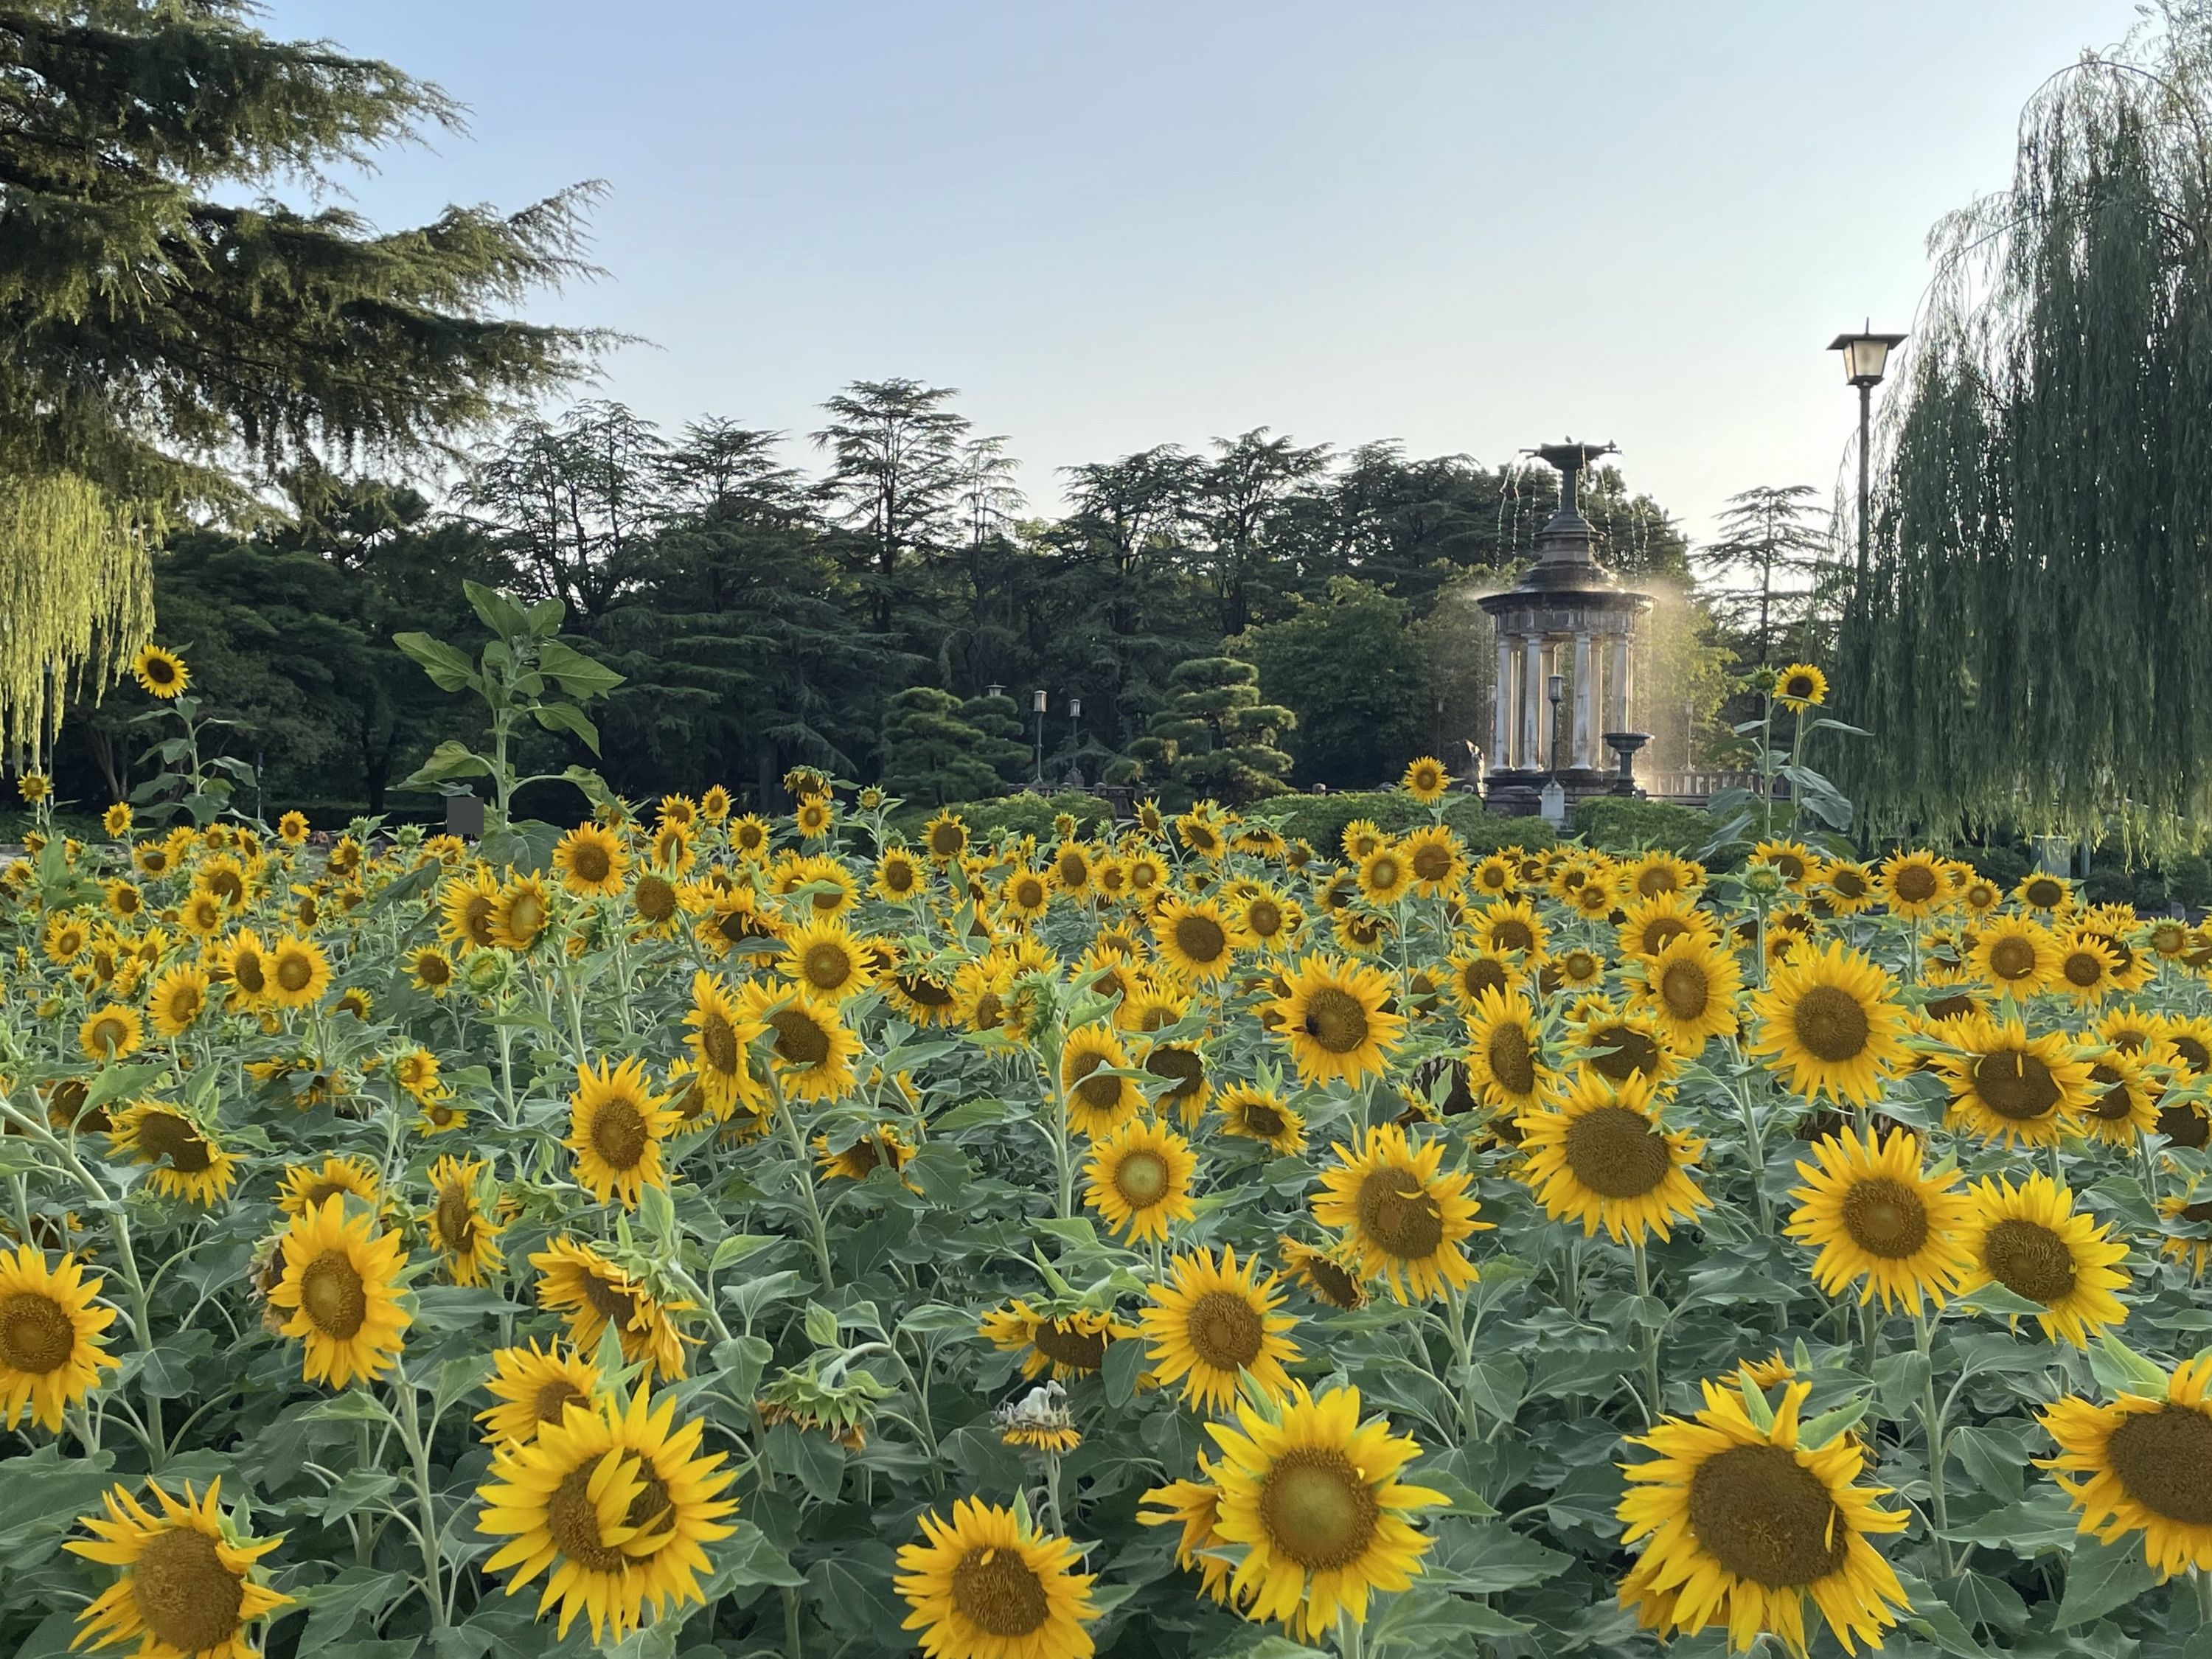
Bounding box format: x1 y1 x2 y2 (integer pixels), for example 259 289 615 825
9 612 2212 1659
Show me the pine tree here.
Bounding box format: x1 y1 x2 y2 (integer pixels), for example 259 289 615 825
0 0 597 753
959 692 1034 792
880 688 1009 806
1127 656 1295 805
1697 486 1829 667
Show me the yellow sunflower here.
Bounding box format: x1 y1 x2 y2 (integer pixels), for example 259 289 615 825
130 644 191 700
69 1478 290 1659
1878 849 1950 919
740 983 860 1102
106 1102 241 1206
1745 940 1909 1107
1155 894 1245 984
1463 986 1548 1113
79 1004 143 1061
1138 1455 1243 1607
1446 946 1523 1012
2079 1049 2162 1147
479 1340 603 1445
1955 1173 2129 1348
1618 1377 1907 1656
873 846 927 903
1567 999 1683 1091
2015 869 2073 912
263 932 331 1009
552 821 628 896
1475 896 1548 959
1141 1245 1300 1413
487 874 552 951
1774 661 1828 711
1060 1022 1142 1138
1784 1127 1973 1312
266 1195 412 1388
2052 930 2121 1006
1634 932 1742 1054
1517 1069 1710 1245
273 1154 383 1220
406 944 457 995
424 1155 507 1285
1935 1015 2096 1148
686 971 765 1119
1083 1116 1197 1244
1400 753 1450 802
478 1386 737 1644
0 1243 119 1431
566 1053 677 1208
1276 1234 1371 1310
146 963 213 1037
531 1237 693 1382
1215 1082 1307 1155
777 914 877 1004
2039 1354 2212 1576
1311 1124 1486 1303
978 1301 1135 1382
1271 953 1404 1087
894 1496 1099 1659
1972 915 2059 996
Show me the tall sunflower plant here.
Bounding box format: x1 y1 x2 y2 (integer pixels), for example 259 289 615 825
17 647 2212 1655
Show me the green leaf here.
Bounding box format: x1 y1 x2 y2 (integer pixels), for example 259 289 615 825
2090 1334 2169 1398
1104 1329 1146 1406
293 1568 408 1647
397 740 490 792
391 633 479 693
1368 1586 1530 1649
2054 1534 2157 1627
1424 1518 1571 1593
535 637 627 698
318 1469 400 1524
931 1097 1009 1133
531 699 601 754
525 597 567 638
463 580 534 641
1894 1571 1993 1658
1949 1423 2030 1504
1872 1349 1931 1419
766 1419 844 1500
708 1234 783 1272
703 1520 804 1592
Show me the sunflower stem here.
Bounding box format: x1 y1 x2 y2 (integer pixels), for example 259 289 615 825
391 1372 447 1628
782 1582 805 1659
1443 1284 1479 1442
1913 1307 1954 1576
773 1076 837 1292
1632 1239 1663 1425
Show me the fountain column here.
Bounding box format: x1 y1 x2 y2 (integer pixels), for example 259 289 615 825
1520 635 1543 769
1493 630 1515 768
1607 630 1632 732
1571 630 1593 769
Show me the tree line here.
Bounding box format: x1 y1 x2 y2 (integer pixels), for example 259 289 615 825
39 384 1768 821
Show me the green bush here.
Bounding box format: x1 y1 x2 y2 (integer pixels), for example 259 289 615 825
2169 854 2212 911
887 790 1114 844
1251 790 1554 856
1571 796 1710 857
1964 842 2031 893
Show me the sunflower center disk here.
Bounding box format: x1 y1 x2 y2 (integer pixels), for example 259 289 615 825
0 1290 74 1373
1461 961 1508 1000
1147 1048 1204 1099
635 877 677 922
698 1012 741 1075
301 1251 368 1339
1981 1218 2077 1303
140 1113 211 1172
572 844 611 883
1412 846 1452 882
2106 1406 2212 1525
1895 866 1939 903
1660 961 1710 1020
1792 986 1871 1062
1186 1290 1265 1368
591 1099 650 1170
1687 1443 1849 1588
771 1008 830 1067
1033 1321 1105 1371
547 1453 630 1573
951 1545 1052 1637
1115 1152 1169 1206
131 1526 246 1654
1840 1177 1929 1259
1249 900 1283 935
535 1380 585 1427
1988 937 2037 981
1354 1169 1447 1256
1259 1449 1381 1570
581 1272 638 1326
2063 952 2104 988
804 945 849 990
1070 1055 1124 1110
1972 1051 2059 1120
1587 1026 1660 1083
2176 1037 2212 1074
1562 1106 1673 1199
276 955 313 993
1492 919 1535 953
2160 1103 2212 1147
437 1187 476 1252
2088 1065 2135 1120
1301 987 1370 1054
1243 1102 1286 1137
1175 917 1226 964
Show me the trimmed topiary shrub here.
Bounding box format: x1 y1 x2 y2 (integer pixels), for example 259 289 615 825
1250 791 1554 857
888 790 1113 844
1572 796 1711 857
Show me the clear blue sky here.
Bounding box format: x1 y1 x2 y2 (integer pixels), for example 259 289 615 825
262 0 2139 540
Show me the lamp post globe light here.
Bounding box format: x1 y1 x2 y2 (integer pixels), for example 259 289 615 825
1828 322 1907 585
1545 672 1566 782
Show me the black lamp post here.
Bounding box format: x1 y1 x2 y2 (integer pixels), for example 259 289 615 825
1828 323 1907 586
1030 689 1047 785
1068 695 1082 754
1545 672 1565 784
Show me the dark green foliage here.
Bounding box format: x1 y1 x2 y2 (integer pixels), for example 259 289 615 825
0 0 596 507
958 692 1033 792
1571 796 1711 857
1233 579 1435 788
1964 843 2031 894
2170 854 2212 911
878 689 1004 806
1125 655 1294 806
1836 10 2212 853
1697 486 1830 669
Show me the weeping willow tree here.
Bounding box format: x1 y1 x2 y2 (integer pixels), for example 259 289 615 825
0 1 602 756
1836 3 2212 855
0 474 151 757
